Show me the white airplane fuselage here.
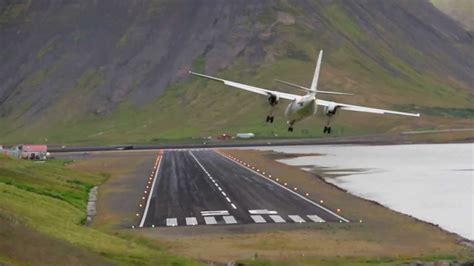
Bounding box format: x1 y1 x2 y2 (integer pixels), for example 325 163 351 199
284 94 317 125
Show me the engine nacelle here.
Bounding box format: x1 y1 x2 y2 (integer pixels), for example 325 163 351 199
324 102 338 116
267 94 279 106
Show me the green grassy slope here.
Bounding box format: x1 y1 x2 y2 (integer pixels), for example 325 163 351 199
0 1 472 144
0 155 200 265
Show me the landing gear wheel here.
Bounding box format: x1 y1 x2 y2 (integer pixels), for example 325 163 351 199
270 116 274 123
323 126 332 134
266 116 270 123
288 127 294 132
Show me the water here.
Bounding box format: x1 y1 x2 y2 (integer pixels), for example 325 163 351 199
256 143 474 240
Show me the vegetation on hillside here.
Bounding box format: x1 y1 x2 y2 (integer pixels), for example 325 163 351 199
0 1 472 144
0 155 199 265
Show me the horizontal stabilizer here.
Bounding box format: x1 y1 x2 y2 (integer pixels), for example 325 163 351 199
275 79 353 96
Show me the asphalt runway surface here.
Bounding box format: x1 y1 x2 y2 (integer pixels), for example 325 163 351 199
140 149 348 227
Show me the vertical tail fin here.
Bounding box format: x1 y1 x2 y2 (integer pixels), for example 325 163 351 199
309 50 323 94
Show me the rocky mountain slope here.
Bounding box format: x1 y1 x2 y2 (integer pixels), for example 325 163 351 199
0 0 472 144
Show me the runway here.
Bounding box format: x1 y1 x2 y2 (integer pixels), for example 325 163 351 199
139 149 348 227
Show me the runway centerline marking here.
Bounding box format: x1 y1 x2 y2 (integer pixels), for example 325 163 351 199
217 151 350 223
139 152 163 228
189 151 238 210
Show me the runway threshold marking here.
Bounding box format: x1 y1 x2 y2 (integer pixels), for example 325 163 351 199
269 215 286 223
185 217 198 226
139 152 163 228
166 218 178 227
307 215 325 223
217 151 350 223
189 150 238 210
250 215 267 223
223 215 238 224
288 215 306 223
204 216 217 225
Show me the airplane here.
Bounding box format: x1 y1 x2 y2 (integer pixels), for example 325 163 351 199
189 50 420 133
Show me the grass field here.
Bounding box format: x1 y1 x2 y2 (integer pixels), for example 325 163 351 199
2 148 472 265
0 154 200 265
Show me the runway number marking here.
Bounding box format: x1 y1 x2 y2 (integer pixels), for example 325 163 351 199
189 151 238 210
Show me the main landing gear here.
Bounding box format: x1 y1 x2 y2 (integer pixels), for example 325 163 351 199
287 120 295 132
323 117 332 134
323 126 331 134
266 115 274 123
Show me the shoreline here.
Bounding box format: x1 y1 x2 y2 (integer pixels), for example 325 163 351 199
260 145 474 244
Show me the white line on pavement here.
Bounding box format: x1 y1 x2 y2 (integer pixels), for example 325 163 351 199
216 152 350 222
189 151 238 210
139 153 163 228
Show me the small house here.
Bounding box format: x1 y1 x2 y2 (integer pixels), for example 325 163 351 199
19 145 48 160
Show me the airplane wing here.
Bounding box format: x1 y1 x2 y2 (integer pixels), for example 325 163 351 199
316 99 420 117
189 71 301 101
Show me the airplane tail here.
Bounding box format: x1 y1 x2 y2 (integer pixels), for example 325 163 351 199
309 50 324 95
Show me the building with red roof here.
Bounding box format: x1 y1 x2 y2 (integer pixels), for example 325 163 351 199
19 145 48 160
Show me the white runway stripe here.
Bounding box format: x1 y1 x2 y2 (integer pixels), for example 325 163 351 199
201 210 229 216
139 153 163 228
216 151 349 222
269 215 286 223
223 215 237 224
250 215 267 223
288 215 306 223
166 218 178 227
204 216 217 225
189 151 238 210
307 215 325 223
249 209 278 215
185 217 198 226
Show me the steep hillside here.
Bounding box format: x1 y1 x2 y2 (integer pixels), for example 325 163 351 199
0 0 472 144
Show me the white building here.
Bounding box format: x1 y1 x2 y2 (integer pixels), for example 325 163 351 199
236 133 255 139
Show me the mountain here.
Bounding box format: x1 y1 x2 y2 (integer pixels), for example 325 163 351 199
0 0 472 144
